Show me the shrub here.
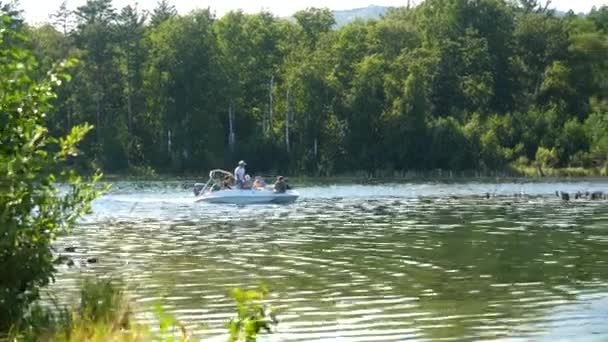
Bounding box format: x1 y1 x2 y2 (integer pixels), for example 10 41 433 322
9 278 276 342
0 16 102 330
9 277 142 342
227 287 277 342
535 146 558 171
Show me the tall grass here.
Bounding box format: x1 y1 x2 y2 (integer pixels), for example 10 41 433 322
511 164 603 177
8 278 151 342
7 278 274 342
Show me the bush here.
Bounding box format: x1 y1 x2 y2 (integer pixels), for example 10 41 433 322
227 286 277 342
9 277 150 342
428 117 471 170
9 278 276 342
515 155 530 167
535 146 558 168
0 16 102 330
570 151 593 168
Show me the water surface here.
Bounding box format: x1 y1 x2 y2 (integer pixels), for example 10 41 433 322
51 180 608 341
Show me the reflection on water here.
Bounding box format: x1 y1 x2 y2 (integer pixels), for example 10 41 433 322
50 181 608 341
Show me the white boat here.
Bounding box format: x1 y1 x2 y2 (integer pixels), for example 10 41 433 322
193 169 299 205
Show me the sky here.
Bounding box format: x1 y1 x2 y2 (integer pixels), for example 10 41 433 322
17 0 608 25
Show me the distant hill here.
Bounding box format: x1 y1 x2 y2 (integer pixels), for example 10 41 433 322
332 5 389 27
306 4 584 28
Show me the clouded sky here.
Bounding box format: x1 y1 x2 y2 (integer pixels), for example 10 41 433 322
18 0 608 24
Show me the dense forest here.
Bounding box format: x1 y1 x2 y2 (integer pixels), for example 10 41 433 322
4 0 608 175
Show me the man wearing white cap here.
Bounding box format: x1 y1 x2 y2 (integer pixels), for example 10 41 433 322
234 160 247 189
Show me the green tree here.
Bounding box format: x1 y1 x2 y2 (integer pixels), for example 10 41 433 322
150 0 176 27
535 146 558 175
284 37 337 173
50 0 75 35
539 61 573 106
214 11 286 170
115 4 148 167
144 10 226 171
293 7 335 47
9 1 608 176
0 0 23 29
0 16 102 330
556 118 589 165
73 0 122 169
512 11 568 109
584 112 608 170
383 69 429 169
344 53 386 171
428 117 469 170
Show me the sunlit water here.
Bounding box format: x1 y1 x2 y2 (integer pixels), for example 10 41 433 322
49 180 608 341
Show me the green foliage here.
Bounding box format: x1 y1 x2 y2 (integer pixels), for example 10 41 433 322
227 287 276 342
16 1 608 175
10 277 152 341
9 278 278 342
557 118 589 165
584 111 608 171
428 117 469 170
535 146 558 169
78 278 128 325
0 15 102 331
293 7 336 47
153 303 189 341
150 0 177 27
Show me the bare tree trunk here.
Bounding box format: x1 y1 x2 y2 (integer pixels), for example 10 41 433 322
125 55 133 134
161 74 167 159
96 98 101 144
167 129 172 155
67 103 72 132
228 102 235 151
285 90 290 153
537 164 545 177
269 76 274 127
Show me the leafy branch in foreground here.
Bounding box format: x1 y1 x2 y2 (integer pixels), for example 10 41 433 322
227 286 278 342
0 15 104 331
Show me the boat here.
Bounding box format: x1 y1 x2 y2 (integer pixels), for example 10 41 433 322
193 169 299 204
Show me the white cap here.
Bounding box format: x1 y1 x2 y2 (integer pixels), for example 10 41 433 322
238 160 246 166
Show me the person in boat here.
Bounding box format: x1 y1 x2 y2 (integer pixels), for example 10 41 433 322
253 176 266 189
222 175 232 189
243 174 253 189
274 176 288 193
234 160 246 189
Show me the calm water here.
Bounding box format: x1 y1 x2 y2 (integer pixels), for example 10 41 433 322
50 180 608 341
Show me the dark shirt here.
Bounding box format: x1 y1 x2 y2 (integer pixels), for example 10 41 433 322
274 181 287 193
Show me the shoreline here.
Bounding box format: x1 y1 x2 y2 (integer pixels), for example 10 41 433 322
99 165 607 181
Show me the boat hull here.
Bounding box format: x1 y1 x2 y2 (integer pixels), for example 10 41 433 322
195 189 299 205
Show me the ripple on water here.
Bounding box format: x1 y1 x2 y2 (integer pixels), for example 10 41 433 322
49 181 608 341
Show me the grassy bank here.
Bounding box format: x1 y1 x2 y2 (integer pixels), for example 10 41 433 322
511 165 608 178
6 278 274 342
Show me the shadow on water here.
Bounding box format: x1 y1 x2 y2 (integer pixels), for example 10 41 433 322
49 180 608 341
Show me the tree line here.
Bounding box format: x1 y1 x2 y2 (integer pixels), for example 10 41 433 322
7 0 608 175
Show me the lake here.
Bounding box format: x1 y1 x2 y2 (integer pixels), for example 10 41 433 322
50 180 608 341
